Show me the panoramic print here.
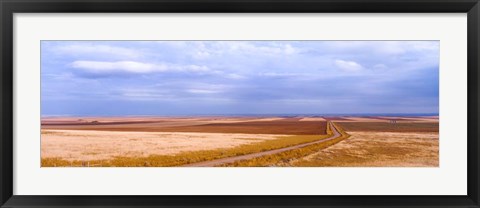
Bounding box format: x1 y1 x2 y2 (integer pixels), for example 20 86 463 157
41 41 439 167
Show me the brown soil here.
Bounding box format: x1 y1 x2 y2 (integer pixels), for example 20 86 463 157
42 117 327 135
337 122 438 132
154 120 327 135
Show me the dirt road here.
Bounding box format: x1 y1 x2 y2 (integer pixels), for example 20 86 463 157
182 122 341 167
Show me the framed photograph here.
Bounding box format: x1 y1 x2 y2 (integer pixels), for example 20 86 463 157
1 0 479 207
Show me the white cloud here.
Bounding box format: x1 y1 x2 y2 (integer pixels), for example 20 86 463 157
187 89 221 94
225 42 300 56
182 41 301 59
334 59 364 72
324 41 439 56
373 64 388 70
70 61 210 74
374 41 438 55
118 89 175 101
42 73 75 80
56 44 141 59
409 41 439 51
225 73 246 79
160 41 301 55
193 51 211 59
185 83 230 92
260 72 303 77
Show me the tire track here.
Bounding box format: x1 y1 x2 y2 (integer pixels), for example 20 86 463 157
182 122 341 167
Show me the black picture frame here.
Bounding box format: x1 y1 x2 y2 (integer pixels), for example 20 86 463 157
1 0 479 207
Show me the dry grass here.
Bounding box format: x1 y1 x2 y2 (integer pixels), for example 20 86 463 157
221 123 350 167
299 117 326 121
291 131 439 167
41 132 332 167
41 130 287 161
41 116 439 167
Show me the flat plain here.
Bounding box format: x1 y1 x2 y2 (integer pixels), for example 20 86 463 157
285 118 439 167
41 116 439 167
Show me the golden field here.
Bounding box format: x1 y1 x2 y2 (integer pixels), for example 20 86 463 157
290 131 438 167
41 116 438 167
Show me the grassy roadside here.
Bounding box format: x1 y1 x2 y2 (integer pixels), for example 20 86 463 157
220 122 350 167
41 126 333 167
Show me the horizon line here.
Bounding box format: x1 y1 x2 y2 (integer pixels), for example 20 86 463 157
41 113 439 118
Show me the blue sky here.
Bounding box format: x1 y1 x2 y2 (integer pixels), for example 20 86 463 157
41 41 439 116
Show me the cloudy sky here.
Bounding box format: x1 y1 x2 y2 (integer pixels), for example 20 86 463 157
41 41 439 116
